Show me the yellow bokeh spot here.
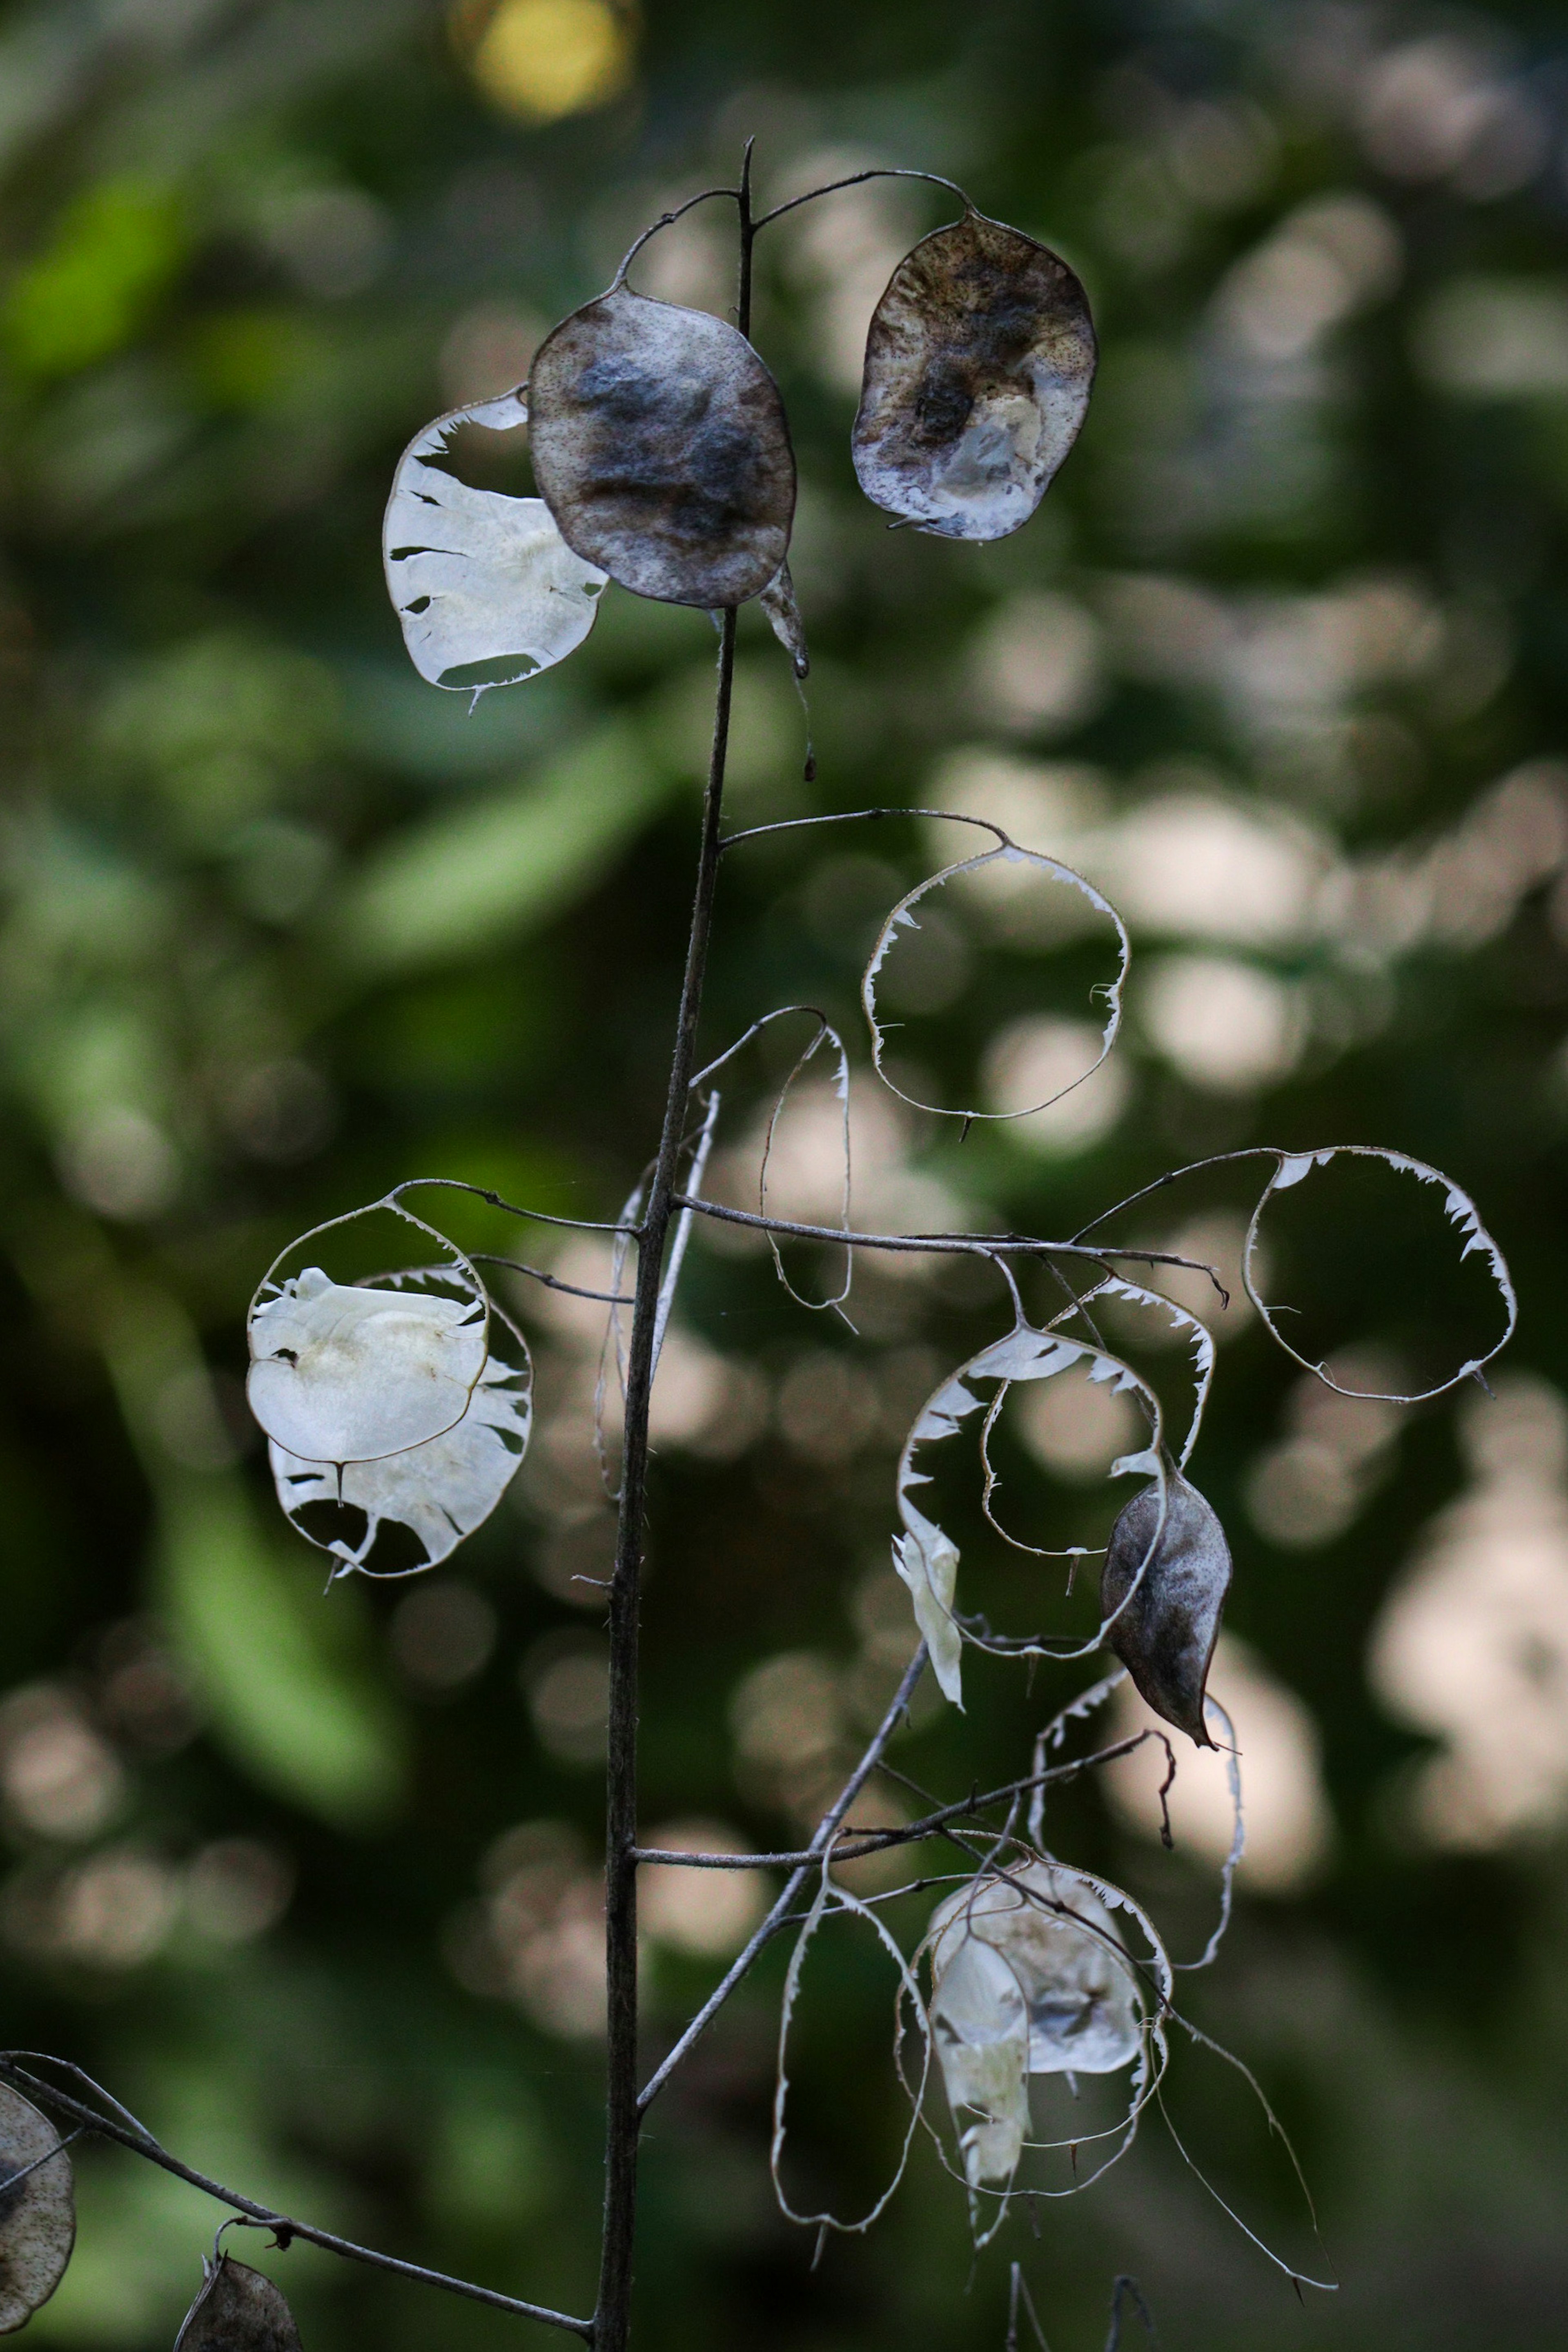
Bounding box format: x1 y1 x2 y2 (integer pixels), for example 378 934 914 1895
458 0 635 124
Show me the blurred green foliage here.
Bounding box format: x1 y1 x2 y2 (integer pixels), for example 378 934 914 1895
2 2 1568 2348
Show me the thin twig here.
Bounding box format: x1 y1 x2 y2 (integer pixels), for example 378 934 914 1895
750 165 967 232
673 1194 1223 1286
631 1730 1165 1872
637 1643 929 2115
0 2061 592 2338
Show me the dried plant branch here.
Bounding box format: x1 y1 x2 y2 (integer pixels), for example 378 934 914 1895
670 1194 1225 1287
0 2059 593 2338
632 1727 1171 1872
637 1642 931 2116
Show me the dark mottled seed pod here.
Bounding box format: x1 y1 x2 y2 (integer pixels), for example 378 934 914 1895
174 2254 303 2352
852 209 1096 542
1100 1472 1232 1747
0 2083 75 2332
528 288 795 608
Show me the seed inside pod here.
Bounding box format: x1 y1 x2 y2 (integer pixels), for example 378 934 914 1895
852 209 1096 542
528 287 795 608
1100 1471 1232 1746
174 2254 303 2352
0 2082 75 2332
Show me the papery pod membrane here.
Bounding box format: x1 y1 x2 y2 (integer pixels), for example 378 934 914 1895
927 1929 1030 2189
381 391 607 694
852 209 1096 541
269 1314 532 1577
528 288 795 607
930 1861 1142 2081
248 1266 488 1466
173 2254 302 2352
1100 1471 1232 1747
0 2084 75 2331
759 560 808 676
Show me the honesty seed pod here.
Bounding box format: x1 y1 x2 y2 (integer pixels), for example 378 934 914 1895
927 1861 1142 2189
0 2083 75 2331
528 285 795 607
269 1298 532 1577
1100 1470 1232 1747
853 209 1096 541
173 2254 303 2351
382 390 608 696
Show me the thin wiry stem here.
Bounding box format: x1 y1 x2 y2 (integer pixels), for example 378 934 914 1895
671 1194 1225 1290
595 139 757 2352
637 1643 929 2117
750 165 967 232
631 1727 1171 1871
0 2060 593 2338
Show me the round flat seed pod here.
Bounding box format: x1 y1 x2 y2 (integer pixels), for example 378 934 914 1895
852 209 1096 542
174 2254 302 2352
0 2083 75 2331
270 1316 532 1577
528 287 795 608
382 392 607 696
248 1268 488 1465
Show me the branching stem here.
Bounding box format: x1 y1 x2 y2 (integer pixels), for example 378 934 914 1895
594 142 756 2352
0 2060 592 2337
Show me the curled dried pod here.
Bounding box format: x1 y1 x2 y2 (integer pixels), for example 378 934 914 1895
927 1861 1142 2190
528 287 795 607
852 208 1096 541
174 2254 302 2350
0 2083 75 2330
1100 1470 1232 1747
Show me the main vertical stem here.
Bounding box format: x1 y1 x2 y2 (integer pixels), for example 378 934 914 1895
594 151 755 2352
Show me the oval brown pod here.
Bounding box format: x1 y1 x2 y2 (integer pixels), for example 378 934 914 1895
0 2084 75 2332
1100 1472 1232 1747
528 288 795 608
174 2254 303 2352
852 209 1096 542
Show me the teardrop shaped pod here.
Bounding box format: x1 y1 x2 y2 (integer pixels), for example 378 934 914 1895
528 287 795 607
853 210 1095 541
1101 1472 1232 1746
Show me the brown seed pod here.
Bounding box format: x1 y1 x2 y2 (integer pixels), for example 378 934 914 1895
174 2254 303 2352
1100 1472 1232 1748
528 287 795 608
0 2083 75 2331
852 209 1096 542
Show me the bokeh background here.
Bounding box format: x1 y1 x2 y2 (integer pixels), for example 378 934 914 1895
2 0 1568 2344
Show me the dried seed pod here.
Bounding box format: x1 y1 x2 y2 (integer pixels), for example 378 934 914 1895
174 2254 302 2351
852 209 1096 541
759 561 808 677
1101 1472 1232 1747
382 391 607 695
270 1315 532 1577
927 1861 1142 2191
528 288 795 607
927 1931 1029 2189
0 2083 75 2330
248 1267 489 1466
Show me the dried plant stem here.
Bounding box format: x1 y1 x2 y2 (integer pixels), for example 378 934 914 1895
0 2061 592 2336
595 149 756 2352
637 1642 929 2116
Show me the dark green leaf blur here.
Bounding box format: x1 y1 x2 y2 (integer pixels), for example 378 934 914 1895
2 2 1566 2345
